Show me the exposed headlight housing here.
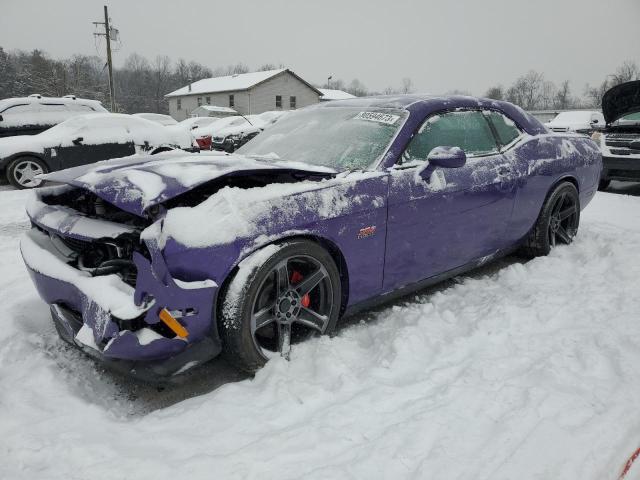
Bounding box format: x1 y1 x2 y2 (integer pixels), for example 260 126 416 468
591 131 602 145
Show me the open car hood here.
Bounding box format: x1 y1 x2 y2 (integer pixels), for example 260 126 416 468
41 151 337 217
602 80 640 124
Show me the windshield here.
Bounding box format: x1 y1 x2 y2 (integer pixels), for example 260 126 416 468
237 106 407 170
615 112 640 125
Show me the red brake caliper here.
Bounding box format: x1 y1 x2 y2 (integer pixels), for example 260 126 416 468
290 270 311 308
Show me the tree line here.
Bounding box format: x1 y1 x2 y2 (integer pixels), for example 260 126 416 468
0 46 637 114
484 61 639 110
0 46 282 114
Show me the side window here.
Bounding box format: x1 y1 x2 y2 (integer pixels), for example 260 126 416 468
484 111 521 146
275 95 282 109
1 104 37 114
402 111 498 163
229 94 234 108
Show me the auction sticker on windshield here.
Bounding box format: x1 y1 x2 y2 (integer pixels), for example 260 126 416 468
355 111 400 125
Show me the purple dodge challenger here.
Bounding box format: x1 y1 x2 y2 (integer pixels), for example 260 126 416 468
21 95 602 379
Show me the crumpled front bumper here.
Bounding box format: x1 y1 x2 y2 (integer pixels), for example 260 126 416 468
21 228 221 381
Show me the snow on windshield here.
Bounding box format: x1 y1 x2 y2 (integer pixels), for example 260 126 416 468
237 107 407 170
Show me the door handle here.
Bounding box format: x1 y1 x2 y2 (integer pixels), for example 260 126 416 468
497 166 511 176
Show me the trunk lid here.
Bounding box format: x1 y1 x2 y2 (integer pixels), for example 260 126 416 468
41 151 336 217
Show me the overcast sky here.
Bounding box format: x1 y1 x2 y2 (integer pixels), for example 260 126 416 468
1 0 639 95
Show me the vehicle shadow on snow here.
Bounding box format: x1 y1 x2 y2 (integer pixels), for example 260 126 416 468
82 253 525 416
606 181 640 197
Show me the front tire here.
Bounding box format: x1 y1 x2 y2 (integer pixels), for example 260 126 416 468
7 156 48 189
520 181 580 258
219 240 341 373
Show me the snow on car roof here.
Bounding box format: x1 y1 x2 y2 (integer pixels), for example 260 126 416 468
132 113 178 125
0 95 106 112
549 111 601 123
318 88 356 100
165 69 287 97
194 105 237 113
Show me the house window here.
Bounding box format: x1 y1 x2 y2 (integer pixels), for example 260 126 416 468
275 95 282 109
206 96 211 105
290 96 296 109
177 99 182 110
229 94 235 108
197 97 203 107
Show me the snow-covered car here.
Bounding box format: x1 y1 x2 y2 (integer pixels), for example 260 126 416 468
202 111 288 152
192 116 252 150
0 113 194 189
0 94 108 138
592 81 640 190
132 113 178 126
176 116 220 131
20 95 601 381
545 110 605 134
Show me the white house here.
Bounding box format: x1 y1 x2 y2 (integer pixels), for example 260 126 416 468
166 69 322 121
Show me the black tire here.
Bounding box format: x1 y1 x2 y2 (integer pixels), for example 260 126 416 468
219 240 342 373
6 156 48 189
520 181 580 258
598 179 611 191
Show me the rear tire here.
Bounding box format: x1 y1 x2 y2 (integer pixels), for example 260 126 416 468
7 156 48 189
520 181 580 258
219 240 341 373
598 179 611 191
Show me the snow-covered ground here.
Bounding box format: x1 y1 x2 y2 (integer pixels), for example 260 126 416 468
1 186 640 479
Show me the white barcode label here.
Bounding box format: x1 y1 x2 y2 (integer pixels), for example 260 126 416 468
354 111 400 125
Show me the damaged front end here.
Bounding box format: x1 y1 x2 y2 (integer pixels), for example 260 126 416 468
21 186 219 381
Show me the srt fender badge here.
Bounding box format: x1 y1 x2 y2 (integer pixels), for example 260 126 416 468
357 225 377 239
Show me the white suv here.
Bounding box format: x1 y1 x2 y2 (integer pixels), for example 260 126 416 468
0 94 108 138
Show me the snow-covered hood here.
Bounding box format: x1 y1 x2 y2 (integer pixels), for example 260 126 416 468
602 80 640 124
545 121 589 129
40 151 337 217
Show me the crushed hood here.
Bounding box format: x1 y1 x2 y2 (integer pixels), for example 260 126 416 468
602 80 640 124
41 151 337 217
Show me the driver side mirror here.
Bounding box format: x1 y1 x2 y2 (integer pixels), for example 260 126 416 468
590 119 599 124
72 136 84 146
417 146 466 181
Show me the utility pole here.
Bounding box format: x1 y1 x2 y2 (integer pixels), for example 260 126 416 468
93 5 116 111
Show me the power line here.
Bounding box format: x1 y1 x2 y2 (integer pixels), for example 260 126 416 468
93 5 117 111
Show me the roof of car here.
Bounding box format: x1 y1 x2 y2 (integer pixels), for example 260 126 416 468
0 95 106 112
315 94 547 135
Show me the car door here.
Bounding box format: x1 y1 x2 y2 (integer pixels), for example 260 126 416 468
383 110 518 291
55 119 135 169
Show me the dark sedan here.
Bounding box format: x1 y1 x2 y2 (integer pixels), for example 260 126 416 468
0 113 193 188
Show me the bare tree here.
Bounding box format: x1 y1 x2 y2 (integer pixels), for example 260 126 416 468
612 61 639 85
484 85 504 100
507 70 545 110
554 80 572 109
401 77 413 94
151 55 172 113
347 78 368 97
